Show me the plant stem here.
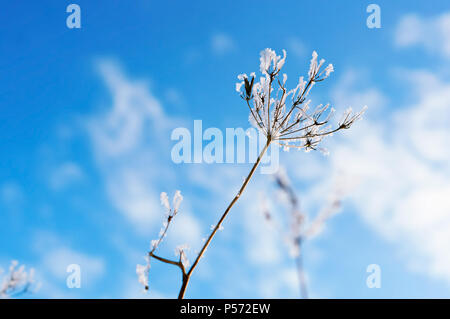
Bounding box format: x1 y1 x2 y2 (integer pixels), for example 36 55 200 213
177 137 272 299
295 243 308 299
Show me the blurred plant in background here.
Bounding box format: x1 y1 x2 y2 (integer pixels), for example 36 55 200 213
261 168 351 298
0 261 38 298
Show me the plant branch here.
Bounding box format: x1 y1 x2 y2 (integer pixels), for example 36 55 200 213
294 241 308 299
150 252 185 272
177 137 272 299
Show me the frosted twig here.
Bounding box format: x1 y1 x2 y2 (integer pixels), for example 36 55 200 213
136 191 188 291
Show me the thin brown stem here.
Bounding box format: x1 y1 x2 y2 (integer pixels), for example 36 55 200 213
177 137 272 299
246 99 266 134
267 77 273 135
272 79 286 128
279 121 326 137
275 78 314 132
275 126 342 142
150 252 183 270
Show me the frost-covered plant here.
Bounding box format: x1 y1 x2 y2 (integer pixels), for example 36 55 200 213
136 191 188 292
236 49 366 153
138 49 365 298
0 261 37 298
262 168 348 298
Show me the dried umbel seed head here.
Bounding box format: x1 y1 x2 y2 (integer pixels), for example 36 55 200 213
236 49 367 153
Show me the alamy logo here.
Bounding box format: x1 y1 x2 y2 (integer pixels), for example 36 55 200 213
66 264 81 288
366 264 381 288
366 4 381 29
171 120 279 174
66 4 81 29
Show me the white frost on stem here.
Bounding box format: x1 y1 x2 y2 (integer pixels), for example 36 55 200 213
160 192 170 212
137 190 188 291
136 256 150 291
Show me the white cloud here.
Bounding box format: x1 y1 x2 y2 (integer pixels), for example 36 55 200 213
331 69 387 114
241 190 283 266
286 37 306 58
49 162 84 190
41 247 104 283
88 60 166 157
86 60 203 243
164 88 185 106
32 232 105 294
258 267 299 298
211 33 235 55
311 69 450 284
168 213 203 250
0 182 23 205
106 170 161 229
395 12 450 58
86 61 168 233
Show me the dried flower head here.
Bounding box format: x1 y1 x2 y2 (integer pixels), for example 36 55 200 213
236 48 367 153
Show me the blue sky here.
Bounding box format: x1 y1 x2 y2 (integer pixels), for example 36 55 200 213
1 1 450 298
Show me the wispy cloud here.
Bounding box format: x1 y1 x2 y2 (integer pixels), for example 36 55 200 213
0 181 23 205
164 88 185 106
85 61 169 233
331 69 387 114
49 162 84 191
395 12 450 58
85 60 202 245
211 33 236 55
41 247 104 283
32 232 105 296
286 37 306 58
310 68 450 284
87 60 166 157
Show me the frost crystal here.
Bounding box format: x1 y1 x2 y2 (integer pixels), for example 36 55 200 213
173 190 183 213
136 258 150 291
160 192 170 211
